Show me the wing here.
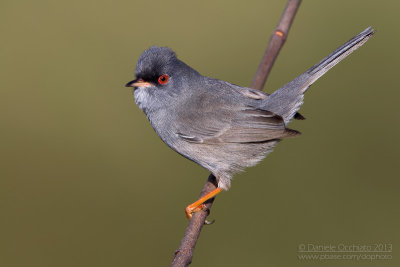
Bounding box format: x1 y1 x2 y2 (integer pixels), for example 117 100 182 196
219 108 300 143
176 88 300 144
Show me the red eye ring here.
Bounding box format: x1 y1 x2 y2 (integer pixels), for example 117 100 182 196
158 74 169 85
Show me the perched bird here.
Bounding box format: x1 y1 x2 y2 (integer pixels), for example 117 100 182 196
126 27 374 220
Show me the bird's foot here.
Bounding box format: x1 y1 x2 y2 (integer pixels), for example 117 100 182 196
184 187 222 225
185 203 207 220
185 203 215 225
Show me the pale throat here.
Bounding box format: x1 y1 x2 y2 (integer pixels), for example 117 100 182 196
134 87 151 111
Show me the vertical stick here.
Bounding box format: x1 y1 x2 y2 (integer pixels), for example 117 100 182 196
251 0 302 90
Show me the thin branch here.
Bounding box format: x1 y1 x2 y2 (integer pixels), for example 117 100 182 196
251 0 302 90
170 175 217 267
170 1 302 266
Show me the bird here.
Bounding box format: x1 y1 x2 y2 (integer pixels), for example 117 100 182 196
126 27 374 220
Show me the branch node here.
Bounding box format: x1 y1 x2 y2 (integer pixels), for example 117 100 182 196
274 29 286 39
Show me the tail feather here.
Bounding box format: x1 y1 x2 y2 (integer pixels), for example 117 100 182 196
264 27 375 123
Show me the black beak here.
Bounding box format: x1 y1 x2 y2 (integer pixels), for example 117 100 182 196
125 79 138 87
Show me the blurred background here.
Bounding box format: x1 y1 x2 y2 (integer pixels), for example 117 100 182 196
1 0 399 266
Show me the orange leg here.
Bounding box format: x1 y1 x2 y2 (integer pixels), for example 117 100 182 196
185 187 223 220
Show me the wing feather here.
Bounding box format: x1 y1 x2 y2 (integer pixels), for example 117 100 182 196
177 106 299 144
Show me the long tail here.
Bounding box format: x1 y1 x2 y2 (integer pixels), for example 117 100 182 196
264 27 375 123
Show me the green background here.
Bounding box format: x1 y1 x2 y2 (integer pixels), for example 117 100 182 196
1 0 399 266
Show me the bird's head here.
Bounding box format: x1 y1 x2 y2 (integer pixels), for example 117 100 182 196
126 46 199 113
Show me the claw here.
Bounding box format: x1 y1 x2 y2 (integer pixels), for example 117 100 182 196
204 219 215 225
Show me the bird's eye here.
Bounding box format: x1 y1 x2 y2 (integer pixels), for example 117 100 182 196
158 74 169 85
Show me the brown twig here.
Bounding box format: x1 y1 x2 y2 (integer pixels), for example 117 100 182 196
170 175 218 267
170 1 302 266
251 0 302 90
